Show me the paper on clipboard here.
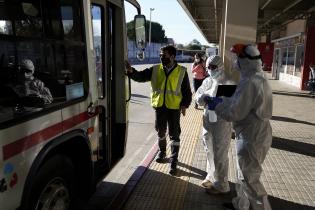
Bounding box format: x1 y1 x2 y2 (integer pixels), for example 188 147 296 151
216 85 237 97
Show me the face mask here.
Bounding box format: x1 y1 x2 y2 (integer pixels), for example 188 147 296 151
195 58 200 63
25 72 33 79
208 69 222 80
161 58 171 66
22 68 34 80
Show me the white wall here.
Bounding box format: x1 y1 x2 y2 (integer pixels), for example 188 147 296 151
286 19 306 36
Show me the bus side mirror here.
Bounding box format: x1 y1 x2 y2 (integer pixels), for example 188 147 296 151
134 14 146 60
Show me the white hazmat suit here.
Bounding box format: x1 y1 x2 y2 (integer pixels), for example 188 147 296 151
214 45 273 210
195 55 232 193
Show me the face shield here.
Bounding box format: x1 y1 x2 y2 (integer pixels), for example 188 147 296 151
232 57 241 71
230 44 262 72
209 69 223 80
206 55 224 80
20 59 35 79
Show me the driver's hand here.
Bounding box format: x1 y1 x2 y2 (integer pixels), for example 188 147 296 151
125 60 133 73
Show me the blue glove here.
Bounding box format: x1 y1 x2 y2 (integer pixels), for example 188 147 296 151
203 96 212 103
205 97 223 110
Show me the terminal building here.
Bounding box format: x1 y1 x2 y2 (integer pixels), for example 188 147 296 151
178 0 315 90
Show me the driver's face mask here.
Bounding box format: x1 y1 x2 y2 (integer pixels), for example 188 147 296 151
22 68 34 79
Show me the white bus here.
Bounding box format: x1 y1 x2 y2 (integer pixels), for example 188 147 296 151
176 49 206 63
0 0 146 209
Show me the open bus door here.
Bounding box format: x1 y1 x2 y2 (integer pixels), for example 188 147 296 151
90 0 146 176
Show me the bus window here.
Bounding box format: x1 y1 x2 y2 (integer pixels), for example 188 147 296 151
15 1 43 37
0 0 88 125
91 5 104 92
0 20 13 35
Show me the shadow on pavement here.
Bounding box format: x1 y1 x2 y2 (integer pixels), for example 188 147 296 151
271 115 315 126
272 90 315 98
87 182 125 210
269 196 315 210
118 167 234 210
85 166 315 210
272 136 315 157
131 93 150 99
176 162 207 180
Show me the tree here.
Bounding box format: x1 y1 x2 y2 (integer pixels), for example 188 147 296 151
176 43 184 49
127 20 168 43
184 39 202 50
190 39 201 46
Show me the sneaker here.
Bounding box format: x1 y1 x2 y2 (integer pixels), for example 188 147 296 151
205 187 230 195
169 161 177 176
201 179 213 188
155 151 166 163
222 203 237 210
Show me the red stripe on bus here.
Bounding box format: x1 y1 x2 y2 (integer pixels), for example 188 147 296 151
2 111 94 161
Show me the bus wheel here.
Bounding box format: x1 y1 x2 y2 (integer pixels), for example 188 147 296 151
25 155 76 210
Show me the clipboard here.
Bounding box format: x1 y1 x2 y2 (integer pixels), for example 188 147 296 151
216 85 237 97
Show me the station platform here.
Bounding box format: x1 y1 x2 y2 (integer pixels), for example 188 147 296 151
108 74 315 210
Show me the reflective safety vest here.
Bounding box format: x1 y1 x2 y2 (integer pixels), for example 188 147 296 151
151 64 186 109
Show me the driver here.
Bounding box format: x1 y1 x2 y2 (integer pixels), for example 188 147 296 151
13 59 53 105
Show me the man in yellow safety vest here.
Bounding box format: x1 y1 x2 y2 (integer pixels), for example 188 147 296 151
125 45 192 175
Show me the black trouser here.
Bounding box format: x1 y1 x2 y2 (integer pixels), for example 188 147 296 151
155 107 181 163
193 78 204 92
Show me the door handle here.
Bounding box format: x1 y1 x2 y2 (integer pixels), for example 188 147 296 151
87 102 96 115
126 76 131 102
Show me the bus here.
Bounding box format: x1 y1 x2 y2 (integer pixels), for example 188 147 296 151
176 49 206 63
0 0 145 209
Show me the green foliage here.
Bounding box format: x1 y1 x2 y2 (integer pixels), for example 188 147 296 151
190 39 201 46
176 44 184 49
126 21 136 41
186 44 202 50
126 20 168 43
184 39 201 50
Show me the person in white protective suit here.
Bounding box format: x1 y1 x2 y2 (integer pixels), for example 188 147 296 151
195 55 232 194
208 44 273 210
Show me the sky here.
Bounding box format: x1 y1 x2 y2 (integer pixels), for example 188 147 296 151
125 0 209 46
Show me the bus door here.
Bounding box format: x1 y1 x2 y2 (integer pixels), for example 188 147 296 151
91 2 112 171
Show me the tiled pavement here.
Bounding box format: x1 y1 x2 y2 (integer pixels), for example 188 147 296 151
119 73 315 210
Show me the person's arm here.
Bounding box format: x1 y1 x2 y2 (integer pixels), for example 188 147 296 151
125 60 152 82
191 63 197 73
180 71 192 108
35 80 53 104
195 78 212 106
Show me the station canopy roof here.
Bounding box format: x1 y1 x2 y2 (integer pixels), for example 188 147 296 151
177 0 315 44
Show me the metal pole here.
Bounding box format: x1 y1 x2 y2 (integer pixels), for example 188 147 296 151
149 8 154 47
149 8 154 61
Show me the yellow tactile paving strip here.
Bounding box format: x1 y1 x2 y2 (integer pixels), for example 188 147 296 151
123 106 203 210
